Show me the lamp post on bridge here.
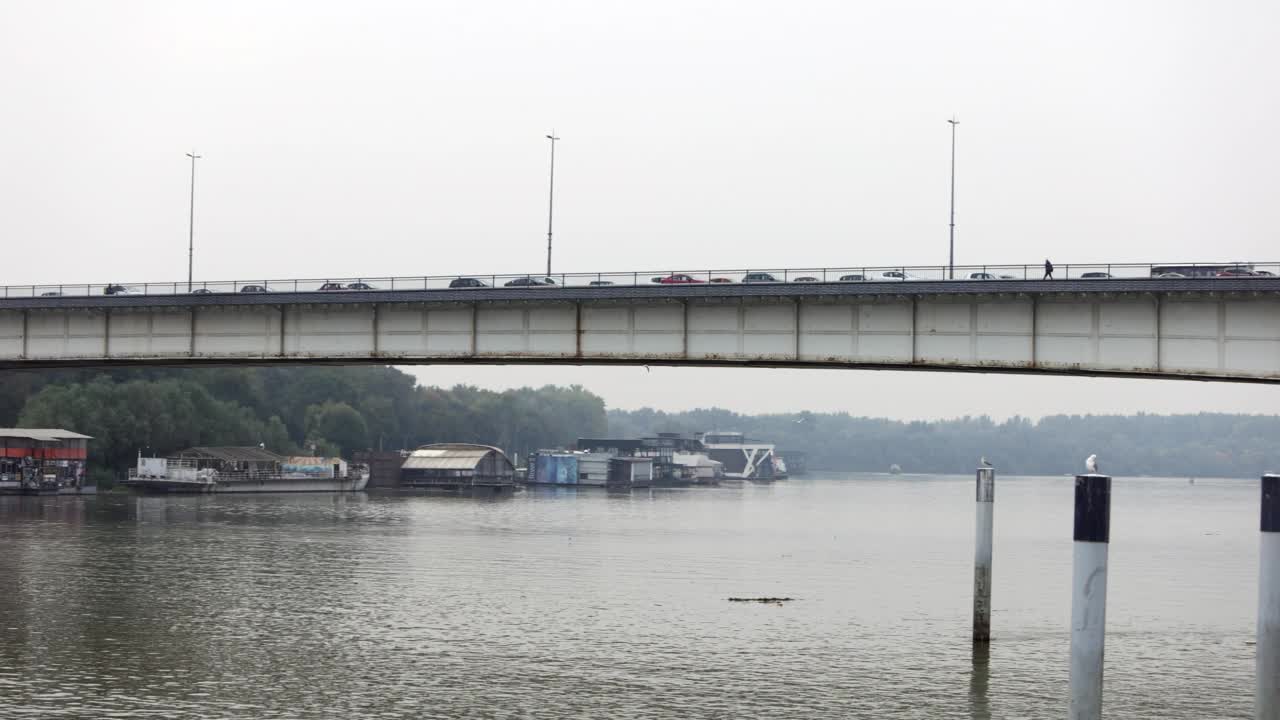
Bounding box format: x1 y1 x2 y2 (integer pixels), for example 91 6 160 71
186 151 202 292
545 131 559 278
947 117 958 280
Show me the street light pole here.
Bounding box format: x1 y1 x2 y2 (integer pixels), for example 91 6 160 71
545 131 559 277
186 151 202 292
947 118 958 280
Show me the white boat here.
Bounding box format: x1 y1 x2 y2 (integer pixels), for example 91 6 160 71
671 452 725 483
125 446 369 494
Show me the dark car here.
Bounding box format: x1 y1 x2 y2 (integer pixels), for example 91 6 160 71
239 285 270 293
1217 269 1258 277
346 282 377 290
504 276 556 287
103 284 140 295
318 282 347 291
792 276 819 283
742 272 779 283
190 288 213 294
838 274 866 281
449 278 489 289
652 273 705 284
1080 272 1113 279
709 277 734 283
587 280 615 286
40 291 62 297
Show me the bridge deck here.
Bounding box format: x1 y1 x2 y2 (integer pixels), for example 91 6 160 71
2 277 1278 382
3 276 1279 310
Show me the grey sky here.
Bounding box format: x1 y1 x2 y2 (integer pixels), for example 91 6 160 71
2 0 1277 419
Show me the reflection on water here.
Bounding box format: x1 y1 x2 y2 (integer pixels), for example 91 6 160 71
969 642 990 720
0 475 1259 719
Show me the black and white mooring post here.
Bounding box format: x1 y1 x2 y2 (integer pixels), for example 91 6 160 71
1069 471 1111 720
973 464 995 642
1259 474 1280 720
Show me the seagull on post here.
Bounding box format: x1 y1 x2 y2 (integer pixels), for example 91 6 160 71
980 456 993 468
1085 454 1099 474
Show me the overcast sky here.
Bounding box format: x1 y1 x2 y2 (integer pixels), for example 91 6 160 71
2 0 1277 419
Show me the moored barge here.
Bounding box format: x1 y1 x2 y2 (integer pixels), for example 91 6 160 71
125 446 368 494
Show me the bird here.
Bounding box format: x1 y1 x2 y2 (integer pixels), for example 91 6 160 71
1085 454 1099 474
980 456 993 468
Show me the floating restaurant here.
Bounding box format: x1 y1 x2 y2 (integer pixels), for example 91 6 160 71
126 446 368 493
399 444 516 490
0 428 94 495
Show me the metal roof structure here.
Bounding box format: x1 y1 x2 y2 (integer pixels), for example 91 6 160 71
0 428 93 441
176 446 285 463
401 444 508 471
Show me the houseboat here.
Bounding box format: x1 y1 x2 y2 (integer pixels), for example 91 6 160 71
0 428 95 495
399 444 516 490
697 431 779 481
125 446 368 494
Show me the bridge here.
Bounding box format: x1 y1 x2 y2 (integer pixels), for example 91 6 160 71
1 264 1278 382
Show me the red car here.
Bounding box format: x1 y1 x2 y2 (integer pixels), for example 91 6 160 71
651 273 706 284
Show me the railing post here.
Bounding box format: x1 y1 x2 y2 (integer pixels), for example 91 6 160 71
1259 473 1280 720
973 465 995 642
1070 472 1111 720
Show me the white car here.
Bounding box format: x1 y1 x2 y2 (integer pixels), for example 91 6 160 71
867 270 926 282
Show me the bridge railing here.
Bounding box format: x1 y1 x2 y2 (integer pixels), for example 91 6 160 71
8 261 1279 299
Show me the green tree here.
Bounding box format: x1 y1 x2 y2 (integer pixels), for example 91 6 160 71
303 401 369 457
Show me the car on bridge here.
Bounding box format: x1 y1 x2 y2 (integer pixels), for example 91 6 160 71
587 280 615 286
449 278 489 288
792 276 820 283
838 274 866 282
239 285 271 293
504 276 557 287
40 291 62 297
709 277 734 283
104 284 141 295
867 270 926 281
190 288 214 294
318 282 347 291
742 272 780 283
346 282 377 290
1080 272 1113 279
652 274 705 284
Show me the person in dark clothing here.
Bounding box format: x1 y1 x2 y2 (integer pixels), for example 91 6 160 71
1043 259 1054 280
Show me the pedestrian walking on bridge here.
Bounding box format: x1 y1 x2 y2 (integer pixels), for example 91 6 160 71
1043 259 1054 279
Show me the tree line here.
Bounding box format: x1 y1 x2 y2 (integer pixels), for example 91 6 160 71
607 407 1280 478
3 366 1276 482
2 367 607 485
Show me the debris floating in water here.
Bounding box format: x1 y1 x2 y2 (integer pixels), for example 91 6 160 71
727 597 795 603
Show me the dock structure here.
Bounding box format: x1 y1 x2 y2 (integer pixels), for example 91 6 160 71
0 428 94 495
399 444 515 490
1069 473 1112 720
1260 474 1280 720
973 466 995 642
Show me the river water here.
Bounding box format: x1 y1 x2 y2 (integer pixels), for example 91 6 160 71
0 474 1258 719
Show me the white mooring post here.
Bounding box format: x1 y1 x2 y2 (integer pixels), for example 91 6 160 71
973 466 995 642
1069 473 1111 720
1258 474 1280 720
